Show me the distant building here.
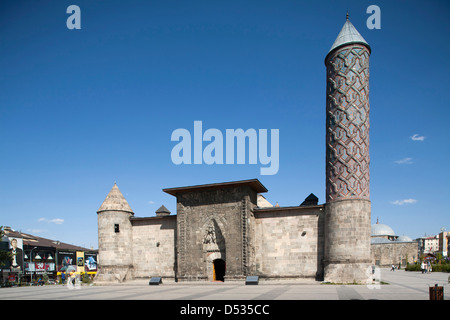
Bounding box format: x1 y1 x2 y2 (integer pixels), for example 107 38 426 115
1 226 97 284
416 230 449 258
438 231 449 257
417 235 440 255
370 220 418 267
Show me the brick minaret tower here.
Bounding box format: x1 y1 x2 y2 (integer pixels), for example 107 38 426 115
324 14 372 283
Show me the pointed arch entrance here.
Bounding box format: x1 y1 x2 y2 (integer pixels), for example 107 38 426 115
213 259 226 282
202 218 226 281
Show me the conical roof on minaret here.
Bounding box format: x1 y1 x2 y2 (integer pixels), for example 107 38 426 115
97 183 134 214
326 13 371 62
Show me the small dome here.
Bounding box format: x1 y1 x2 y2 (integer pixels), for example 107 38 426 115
396 235 413 242
371 237 392 244
371 223 396 237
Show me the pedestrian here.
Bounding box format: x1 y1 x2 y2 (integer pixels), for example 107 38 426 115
61 272 66 285
421 261 425 274
391 264 395 271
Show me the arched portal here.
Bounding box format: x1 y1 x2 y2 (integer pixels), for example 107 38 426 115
213 259 226 282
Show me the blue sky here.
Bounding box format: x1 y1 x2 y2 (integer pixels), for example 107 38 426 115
1 0 449 249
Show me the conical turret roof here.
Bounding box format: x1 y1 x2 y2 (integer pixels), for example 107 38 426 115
97 183 134 214
326 14 371 62
155 205 171 216
156 205 170 214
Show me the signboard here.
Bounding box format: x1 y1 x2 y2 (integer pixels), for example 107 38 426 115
84 253 97 272
76 251 84 273
57 251 77 272
57 251 97 274
149 277 162 285
8 237 23 272
245 276 259 285
24 262 56 274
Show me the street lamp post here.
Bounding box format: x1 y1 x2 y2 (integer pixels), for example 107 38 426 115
30 247 37 285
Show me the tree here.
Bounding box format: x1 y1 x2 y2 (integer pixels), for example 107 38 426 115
0 226 13 267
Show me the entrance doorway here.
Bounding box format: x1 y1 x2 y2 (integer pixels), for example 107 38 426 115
213 259 226 282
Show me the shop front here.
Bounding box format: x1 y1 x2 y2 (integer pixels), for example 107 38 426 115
2 227 96 285
57 250 97 282
23 247 57 284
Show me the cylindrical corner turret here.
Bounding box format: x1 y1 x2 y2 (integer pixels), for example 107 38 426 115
95 183 134 282
324 16 372 283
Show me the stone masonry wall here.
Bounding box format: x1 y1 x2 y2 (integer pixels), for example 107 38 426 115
371 242 418 267
131 216 177 279
254 206 324 279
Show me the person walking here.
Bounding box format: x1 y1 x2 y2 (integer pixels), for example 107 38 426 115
421 261 425 274
61 272 66 285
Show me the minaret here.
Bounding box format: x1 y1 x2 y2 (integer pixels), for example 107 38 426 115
96 183 134 282
324 14 372 283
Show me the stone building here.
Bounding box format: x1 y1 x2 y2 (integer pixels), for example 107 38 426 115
370 220 418 267
95 180 324 283
95 16 375 284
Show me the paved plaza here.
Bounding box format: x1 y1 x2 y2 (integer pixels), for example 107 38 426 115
0 268 448 301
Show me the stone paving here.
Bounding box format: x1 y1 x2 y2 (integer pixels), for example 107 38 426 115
0 269 448 300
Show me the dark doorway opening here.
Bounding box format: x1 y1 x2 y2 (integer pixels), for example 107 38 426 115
213 259 226 282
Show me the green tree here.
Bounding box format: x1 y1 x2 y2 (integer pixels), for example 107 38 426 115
0 226 13 266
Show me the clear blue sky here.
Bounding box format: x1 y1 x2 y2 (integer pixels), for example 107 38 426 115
1 0 449 249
